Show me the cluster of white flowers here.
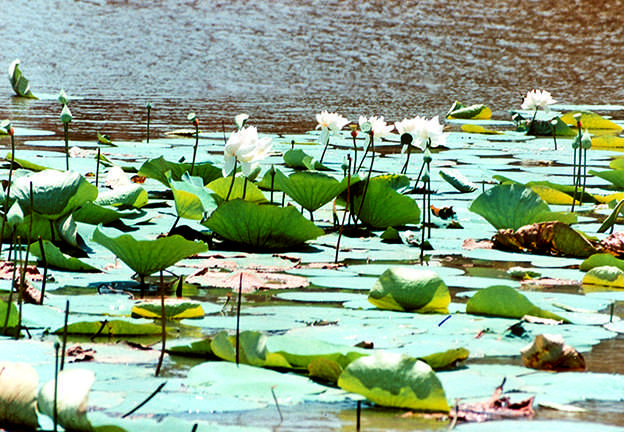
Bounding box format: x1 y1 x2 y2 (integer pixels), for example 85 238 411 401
395 115 446 151
223 124 272 177
521 89 557 112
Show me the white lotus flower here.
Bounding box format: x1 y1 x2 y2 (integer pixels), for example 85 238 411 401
358 115 393 142
396 116 446 151
316 111 349 133
521 89 557 112
223 126 272 177
235 113 249 130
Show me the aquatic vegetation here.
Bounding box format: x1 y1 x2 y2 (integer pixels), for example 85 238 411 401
8 60 37 99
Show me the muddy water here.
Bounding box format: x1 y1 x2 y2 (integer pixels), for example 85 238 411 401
2 0 624 140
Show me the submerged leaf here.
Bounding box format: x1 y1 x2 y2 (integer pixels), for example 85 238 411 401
338 351 449 412
368 267 450 313
203 200 324 249
466 285 569 322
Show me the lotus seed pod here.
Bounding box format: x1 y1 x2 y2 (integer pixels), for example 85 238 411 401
60 105 72 124
400 133 413 146
187 112 197 123
581 130 592 149
360 121 372 133
146 102 152 109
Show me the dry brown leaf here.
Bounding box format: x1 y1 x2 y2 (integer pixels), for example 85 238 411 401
462 239 494 250
521 334 586 372
0 262 42 281
67 345 96 363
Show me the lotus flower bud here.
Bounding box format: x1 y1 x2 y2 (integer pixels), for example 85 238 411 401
146 102 152 110
422 165 430 182
60 105 72 124
0 120 12 136
571 135 580 150
235 113 249 130
423 147 433 163
6 201 23 227
57 89 69 106
581 130 592 150
341 156 349 173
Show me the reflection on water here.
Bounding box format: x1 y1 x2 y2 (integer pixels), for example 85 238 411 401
1 0 623 140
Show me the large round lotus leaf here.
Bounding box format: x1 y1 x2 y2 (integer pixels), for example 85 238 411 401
469 184 576 230
582 266 624 288
38 369 94 432
92 226 208 278
169 172 218 220
1 170 98 220
203 200 324 249
466 285 568 322
0 300 18 329
283 148 330 171
266 334 368 369
0 362 39 429
338 351 449 412
73 202 134 225
275 169 348 212
207 176 268 204
580 254 624 272
351 175 421 229
30 239 100 272
137 156 222 187
368 267 450 313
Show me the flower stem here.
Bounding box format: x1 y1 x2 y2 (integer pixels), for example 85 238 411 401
190 122 199 176
401 145 411 175
335 156 351 264
319 131 330 163
225 160 238 202
155 270 166 377
355 132 375 223
64 123 69 171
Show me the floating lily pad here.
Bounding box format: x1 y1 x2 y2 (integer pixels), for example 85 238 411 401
582 266 624 288
560 111 622 131
203 200 324 249
446 101 491 120
338 351 449 412
131 300 205 320
283 148 330 170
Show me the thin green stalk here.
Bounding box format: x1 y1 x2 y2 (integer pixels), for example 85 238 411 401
420 186 426 262
2 253 18 335
0 132 16 258
64 123 70 171
38 236 47 305
60 300 69 371
190 121 199 176
269 166 275 204
236 272 243 367
334 156 351 264
351 129 358 176
571 123 583 212
16 237 23 340
146 103 151 144
225 160 238 202
95 147 101 187
319 131 330 163
155 270 166 377
242 177 248 201
53 342 60 432
400 145 412 175
355 132 375 224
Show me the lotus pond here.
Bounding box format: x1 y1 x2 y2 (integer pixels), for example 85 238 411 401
2 84 624 432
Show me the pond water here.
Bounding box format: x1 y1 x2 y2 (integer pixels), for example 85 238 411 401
2 0 624 139
2 1 624 432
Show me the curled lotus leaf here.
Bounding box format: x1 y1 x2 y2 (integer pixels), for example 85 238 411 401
560 111 623 131
137 156 222 187
439 168 477 193
446 101 491 120
337 351 449 412
8 60 37 99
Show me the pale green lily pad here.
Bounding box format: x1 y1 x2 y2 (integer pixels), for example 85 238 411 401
203 200 324 249
275 170 349 213
266 334 368 369
55 319 162 336
92 226 208 280
580 254 624 272
418 347 469 371
469 184 576 230
29 239 100 272
94 184 148 208
210 330 292 368
1 170 98 220
466 285 569 322
368 267 450 313
338 351 449 412
131 300 205 320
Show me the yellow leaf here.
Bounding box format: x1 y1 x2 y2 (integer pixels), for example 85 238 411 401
529 185 577 205
591 135 624 148
560 111 622 131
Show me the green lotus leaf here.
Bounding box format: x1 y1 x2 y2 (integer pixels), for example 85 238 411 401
202 200 324 249
131 300 205 320
210 330 292 368
30 240 100 272
580 253 624 272
351 175 421 229
137 156 222 187
169 172 218 220
0 362 39 429
589 169 624 189
439 168 477 193
0 300 18 330
94 184 148 208
418 347 469 371
73 202 137 225
446 101 491 120
206 176 267 204
337 351 449 412
275 169 349 213
54 319 162 336
96 131 113 145
466 285 569 322
38 369 93 432
8 60 37 99
460 124 503 134
582 266 624 288
560 111 623 131
598 198 624 234
168 337 216 358
92 226 208 279
469 184 576 230
368 267 450 313
308 357 344 383
0 170 98 220
283 149 331 171
5 153 53 172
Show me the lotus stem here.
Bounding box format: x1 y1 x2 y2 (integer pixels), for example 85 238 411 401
571 119 582 212
351 128 358 176
38 236 47 305
319 133 330 163
63 123 70 171
355 135 371 175
355 131 375 224
400 145 412 175
400 133 414 175
190 120 199 176
581 147 588 206
146 103 151 144
334 155 351 264
269 165 275 204
60 300 69 371
1 253 18 336
551 120 558 150
236 272 243 367
529 108 538 134
1 130 16 258
155 270 166 377
95 147 101 187
122 382 167 418
225 160 238 202
168 216 181 236
16 237 23 339
356 400 361 432
242 177 248 201
53 341 60 432
271 386 284 424
421 185 426 262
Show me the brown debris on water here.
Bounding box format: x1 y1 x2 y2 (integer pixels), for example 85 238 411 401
521 334 586 372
